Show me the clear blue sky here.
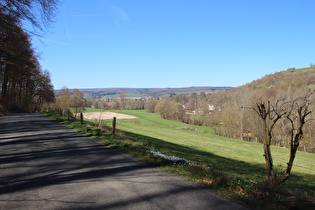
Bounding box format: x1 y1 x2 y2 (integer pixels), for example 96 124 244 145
31 0 315 89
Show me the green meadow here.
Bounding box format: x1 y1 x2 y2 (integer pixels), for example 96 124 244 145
110 110 314 184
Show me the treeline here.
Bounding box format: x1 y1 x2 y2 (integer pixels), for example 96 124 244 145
51 87 145 117
48 86 87 118
144 69 315 152
0 0 58 112
145 92 211 125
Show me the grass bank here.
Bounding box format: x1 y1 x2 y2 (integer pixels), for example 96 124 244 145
44 110 315 209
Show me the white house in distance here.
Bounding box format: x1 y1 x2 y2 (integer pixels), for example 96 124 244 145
184 104 216 115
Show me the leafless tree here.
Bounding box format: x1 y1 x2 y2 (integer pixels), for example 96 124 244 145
251 90 314 184
0 0 59 33
120 93 126 109
144 99 158 113
57 86 71 115
278 90 315 184
253 99 289 182
70 89 87 117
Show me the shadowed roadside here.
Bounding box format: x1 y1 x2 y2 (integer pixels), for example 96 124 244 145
0 113 247 209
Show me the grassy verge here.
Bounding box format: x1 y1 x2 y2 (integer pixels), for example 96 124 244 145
293 66 315 71
44 110 315 209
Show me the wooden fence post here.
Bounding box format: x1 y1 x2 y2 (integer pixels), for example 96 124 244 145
80 113 83 125
68 109 70 120
98 120 103 130
112 117 116 137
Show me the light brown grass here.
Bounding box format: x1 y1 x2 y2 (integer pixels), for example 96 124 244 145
82 112 138 120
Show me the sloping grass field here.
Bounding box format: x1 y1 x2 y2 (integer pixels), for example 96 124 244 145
293 66 315 71
111 110 314 185
46 109 315 209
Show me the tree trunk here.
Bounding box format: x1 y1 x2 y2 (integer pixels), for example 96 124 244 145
1 68 9 98
279 127 302 184
263 117 274 181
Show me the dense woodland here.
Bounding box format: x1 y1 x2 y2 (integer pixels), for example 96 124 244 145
0 0 58 112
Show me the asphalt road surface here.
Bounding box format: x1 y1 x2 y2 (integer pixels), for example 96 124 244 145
0 113 247 209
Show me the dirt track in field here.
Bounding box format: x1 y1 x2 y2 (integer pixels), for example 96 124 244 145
82 112 138 120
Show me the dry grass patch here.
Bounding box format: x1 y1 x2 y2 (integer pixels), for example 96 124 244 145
82 112 138 120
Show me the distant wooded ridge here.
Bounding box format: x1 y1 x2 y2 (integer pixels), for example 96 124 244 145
56 87 233 99
55 66 315 99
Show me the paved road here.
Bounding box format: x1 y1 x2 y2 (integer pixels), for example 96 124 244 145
0 113 247 209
